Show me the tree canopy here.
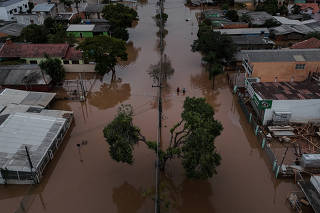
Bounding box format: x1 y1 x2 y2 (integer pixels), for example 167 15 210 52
39 57 65 83
263 18 281 28
192 23 236 88
255 0 279 15
101 4 138 41
225 10 239 22
104 97 223 179
102 4 138 28
192 24 236 63
20 18 76 45
77 35 127 76
20 24 48 43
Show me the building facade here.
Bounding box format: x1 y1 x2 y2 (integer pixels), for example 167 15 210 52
0 0 29 21
241 49 320 82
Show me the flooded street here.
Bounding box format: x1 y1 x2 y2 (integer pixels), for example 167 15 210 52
0 0 298 212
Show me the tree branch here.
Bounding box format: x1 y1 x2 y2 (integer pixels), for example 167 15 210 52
169 119 184 147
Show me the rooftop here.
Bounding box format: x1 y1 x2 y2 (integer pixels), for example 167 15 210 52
0 65 51 86
0 88 55 107
296 3 320 14
241 49 320 62
214 28 269 35
273 16 316 25
0 0 23 7
32 3 55 12
0 42 69 58
64 47 82 60
230 35 274 45
291 37 320 49
0 23 25 37
245 11 274 25
84 3 106 13
0 112 66 171
270 24 314 35
251 81 320 100
93 24 110 32
66 24 95 32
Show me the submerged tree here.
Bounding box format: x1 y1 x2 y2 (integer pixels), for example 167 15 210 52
147 54 174 84
104 97 223 179
192 23 236 89
39 56 65 83
102 4 138 41
77 35 127 78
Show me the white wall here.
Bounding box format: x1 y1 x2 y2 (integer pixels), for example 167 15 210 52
263 99 320 125
0 0 29 21
15 14 41 25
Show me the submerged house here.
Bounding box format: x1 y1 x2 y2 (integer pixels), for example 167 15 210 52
0 64 52 91
0 41 83 65
66 24 109 38
246 80 320 125
241 49 320 82
0 88 73 184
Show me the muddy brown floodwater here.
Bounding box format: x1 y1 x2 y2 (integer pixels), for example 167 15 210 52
0 0 298 212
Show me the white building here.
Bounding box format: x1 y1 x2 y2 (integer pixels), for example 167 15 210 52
246 80 320 125
0 0 29 21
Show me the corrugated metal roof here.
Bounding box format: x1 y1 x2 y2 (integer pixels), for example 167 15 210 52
0 65 51 86
240 49 320 62
0 0 24 7
32 3 55 12
66 24 95 32
0 112 66 171
214 28 269 35
0 88 55 107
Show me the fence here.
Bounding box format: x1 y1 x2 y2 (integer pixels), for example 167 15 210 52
238 95 282 178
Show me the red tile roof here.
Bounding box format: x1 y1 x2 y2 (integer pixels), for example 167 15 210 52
0 43 69 58
65 47 82 60
291 37 320 49
296 3 320 14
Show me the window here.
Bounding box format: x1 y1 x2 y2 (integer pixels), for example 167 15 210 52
14 8 17 13
296 64 305 70
72 60 79 64
63 60 70 64
9 10 12 14
24 4 27 8
29 60 37 64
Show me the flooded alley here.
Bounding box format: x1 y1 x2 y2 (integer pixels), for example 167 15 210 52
0 0 298 212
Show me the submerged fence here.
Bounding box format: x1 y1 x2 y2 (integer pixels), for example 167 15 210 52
238 96 281 178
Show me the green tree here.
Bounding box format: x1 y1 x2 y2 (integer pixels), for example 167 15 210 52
192 24 236 89
225 10 239 22
104 97 223 179
20 24 48 43
292 4 301 15
306 32 320 40
192 24 236 64
102 4 138 28
109 26 129 41
77 35 127 78
27 2 34 13
240 14 251 24
255 0 279 15
155 12 168 26
39 56 65 83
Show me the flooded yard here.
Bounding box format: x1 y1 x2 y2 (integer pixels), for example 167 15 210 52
0 0 298 212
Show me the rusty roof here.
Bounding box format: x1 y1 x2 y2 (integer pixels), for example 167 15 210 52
251 81 320 100
64 47 82 60
291 37 320 49
0 43 69 58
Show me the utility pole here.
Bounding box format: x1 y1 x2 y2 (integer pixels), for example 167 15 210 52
154 0 164 211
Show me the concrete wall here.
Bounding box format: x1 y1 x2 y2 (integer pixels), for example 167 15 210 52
0 0 29 21
15 14 42 25
263 99 320 125
63 64 95 72
250 61 320 82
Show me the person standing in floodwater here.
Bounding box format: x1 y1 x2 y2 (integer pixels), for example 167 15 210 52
177 87 180 93
182 88 185 95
